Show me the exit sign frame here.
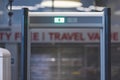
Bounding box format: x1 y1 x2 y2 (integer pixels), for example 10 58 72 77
54 17 65 23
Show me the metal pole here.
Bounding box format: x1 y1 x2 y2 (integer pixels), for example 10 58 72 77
104 8 111 80
21 8 28 80
100 8 111 80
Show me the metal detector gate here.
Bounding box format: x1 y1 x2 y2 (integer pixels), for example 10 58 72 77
21 8 111 80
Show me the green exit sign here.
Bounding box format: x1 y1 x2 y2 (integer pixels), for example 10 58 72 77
54 17 65 23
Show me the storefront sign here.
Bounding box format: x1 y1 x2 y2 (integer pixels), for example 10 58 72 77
0 28 119 43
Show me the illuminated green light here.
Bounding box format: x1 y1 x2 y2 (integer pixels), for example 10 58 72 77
54 17 65 23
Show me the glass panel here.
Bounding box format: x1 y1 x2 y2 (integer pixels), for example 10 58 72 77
111 44 120 80
60 45 84 80
30 43 100 80
31 44 84 80
84 45 100 80
31 44 58 80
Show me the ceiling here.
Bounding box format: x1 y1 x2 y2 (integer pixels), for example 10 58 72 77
0 0 120 26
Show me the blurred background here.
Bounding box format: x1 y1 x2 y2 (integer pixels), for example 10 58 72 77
0 0 120 80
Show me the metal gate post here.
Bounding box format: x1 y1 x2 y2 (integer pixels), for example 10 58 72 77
21 8 28 80
100 8 111 80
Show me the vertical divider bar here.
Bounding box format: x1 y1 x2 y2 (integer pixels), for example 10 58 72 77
21 8 28 80
27 10 31 80
104 8 111 80
100 23 105 80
